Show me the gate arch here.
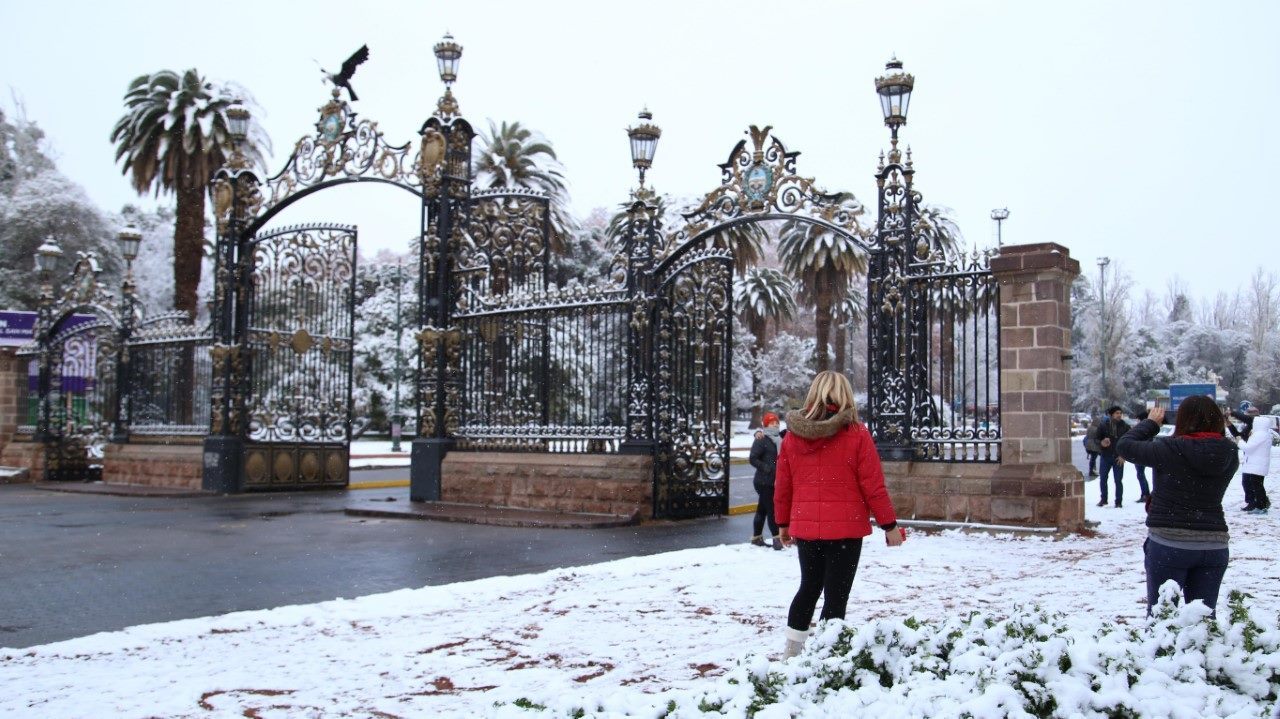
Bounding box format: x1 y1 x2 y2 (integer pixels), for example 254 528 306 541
637 126 881 517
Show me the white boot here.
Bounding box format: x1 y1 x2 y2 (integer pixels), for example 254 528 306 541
783 627 809 659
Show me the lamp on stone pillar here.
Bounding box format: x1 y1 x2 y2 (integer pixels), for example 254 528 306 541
111 225 142 444
32 237 63 443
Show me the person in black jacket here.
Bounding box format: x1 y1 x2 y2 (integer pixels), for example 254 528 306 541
1092 406 1131 508
748 411 784 550
1117 395 1239 614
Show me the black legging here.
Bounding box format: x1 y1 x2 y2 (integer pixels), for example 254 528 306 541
753 481 778 537
787 538 864 631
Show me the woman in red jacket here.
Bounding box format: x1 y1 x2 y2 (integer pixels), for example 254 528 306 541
775 371 904 658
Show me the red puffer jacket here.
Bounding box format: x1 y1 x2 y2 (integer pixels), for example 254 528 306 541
774 407 897 540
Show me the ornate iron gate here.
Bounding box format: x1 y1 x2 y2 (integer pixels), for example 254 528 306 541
651 247 734 518
240 224 358 488
40 314 119 481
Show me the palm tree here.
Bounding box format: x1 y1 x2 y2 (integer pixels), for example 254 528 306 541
915 203 964 262
111 69 268 319
472 121 576 252
734 268 797 426
605 194 767 274
832 280 868 377
776 193 871 372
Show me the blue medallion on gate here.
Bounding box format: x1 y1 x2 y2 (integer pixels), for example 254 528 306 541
744 163 773 208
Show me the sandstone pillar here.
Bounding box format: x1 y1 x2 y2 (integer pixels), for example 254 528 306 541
989 243 1084 530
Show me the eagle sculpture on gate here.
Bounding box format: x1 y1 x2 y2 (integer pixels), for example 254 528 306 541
322 45 370 102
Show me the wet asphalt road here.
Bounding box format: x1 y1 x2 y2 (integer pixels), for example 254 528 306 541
2 452 1092 649
0 469 760 649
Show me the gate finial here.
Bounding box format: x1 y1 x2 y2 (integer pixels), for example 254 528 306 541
747 125 773 161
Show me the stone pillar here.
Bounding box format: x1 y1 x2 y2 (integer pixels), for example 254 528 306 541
989 243 1084 530
0 348 22 455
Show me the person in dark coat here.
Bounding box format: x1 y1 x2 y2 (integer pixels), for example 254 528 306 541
1093 406 1130 507
748 411 784 550
1117 396 1239 613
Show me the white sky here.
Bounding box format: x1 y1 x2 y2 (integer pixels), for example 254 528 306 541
4 0 1277 300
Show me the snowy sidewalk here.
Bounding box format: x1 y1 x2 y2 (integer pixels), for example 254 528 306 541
4 472 1278 717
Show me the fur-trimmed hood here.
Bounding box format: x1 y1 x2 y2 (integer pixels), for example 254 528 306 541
784 407 857 441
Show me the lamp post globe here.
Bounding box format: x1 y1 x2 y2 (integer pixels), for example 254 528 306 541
34 237 64 278
226 105 250 143
875 56 914 137
434 32 462 85
626 108 661 188
117 225 142 265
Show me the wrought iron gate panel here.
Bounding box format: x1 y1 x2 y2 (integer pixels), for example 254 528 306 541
242 224 357 488
452 287 630 451
44 316 119 481
127 312 213 436
652 247 734 519
903 251 1001 462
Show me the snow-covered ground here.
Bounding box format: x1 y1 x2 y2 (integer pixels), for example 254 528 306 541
349 438 411 468
4 452 1278 717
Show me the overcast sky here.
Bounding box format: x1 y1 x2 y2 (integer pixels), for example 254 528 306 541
4 0 1276 301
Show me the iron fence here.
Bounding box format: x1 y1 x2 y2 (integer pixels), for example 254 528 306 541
126 312 213 436
907 252 1001 462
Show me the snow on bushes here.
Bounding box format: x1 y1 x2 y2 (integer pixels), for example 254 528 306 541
500 589 1279 719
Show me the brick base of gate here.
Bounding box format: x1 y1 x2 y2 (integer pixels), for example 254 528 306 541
441 452 653 520
884 461 1085 531
101 439 203 489
0 437 43 482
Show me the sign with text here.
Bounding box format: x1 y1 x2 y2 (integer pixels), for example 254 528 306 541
0 311 37 347
1169 383 1217 412
0 311 96 347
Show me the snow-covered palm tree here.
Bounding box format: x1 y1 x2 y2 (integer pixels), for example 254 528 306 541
777 193 871 372
605 194 766 274
111 69 268 318
472 121 575 252
734 268 797 426
832 281 867 377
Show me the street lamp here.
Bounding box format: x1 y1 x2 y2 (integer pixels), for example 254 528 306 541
1097 256 1110 405
432 32 463 118
117 225 142 268
226 105 250 143
35 237 64 279
875 55 914 142
113 225 142 444
990 208 1009 247
626 108 661 189
433 32 462 85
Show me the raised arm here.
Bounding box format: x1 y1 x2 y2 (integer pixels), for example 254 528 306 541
1116 419 1165 469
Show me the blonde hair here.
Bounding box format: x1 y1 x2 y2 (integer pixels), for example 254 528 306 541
801 370 859 422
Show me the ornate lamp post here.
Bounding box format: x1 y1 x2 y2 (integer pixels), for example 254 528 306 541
627 109 662 191
203 101 262 493
868 56 921 461
32 237 64 443
411 33 475 501
875 56 914 145
990 208 1009 247
620 109 663 455
111 225 142 443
